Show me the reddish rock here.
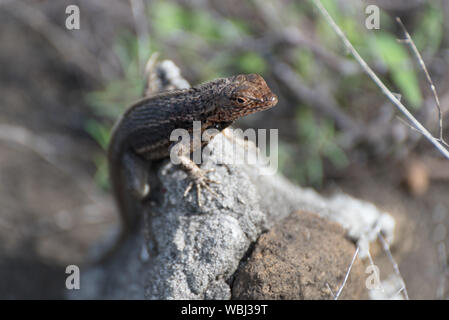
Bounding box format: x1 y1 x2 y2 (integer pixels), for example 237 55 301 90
232 211 368 299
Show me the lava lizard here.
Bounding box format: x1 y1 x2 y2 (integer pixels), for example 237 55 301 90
107 73 278 256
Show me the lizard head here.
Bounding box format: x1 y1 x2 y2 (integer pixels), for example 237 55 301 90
213 74 278 121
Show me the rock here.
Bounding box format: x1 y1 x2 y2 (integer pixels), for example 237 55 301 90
232 211 368 300
404 159 429 196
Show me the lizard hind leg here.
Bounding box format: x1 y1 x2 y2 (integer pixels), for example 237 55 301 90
122 151 151 201
116 151 151 234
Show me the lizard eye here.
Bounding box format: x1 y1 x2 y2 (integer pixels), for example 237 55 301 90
237 97 246 104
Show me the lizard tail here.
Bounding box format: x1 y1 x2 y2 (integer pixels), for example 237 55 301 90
97 146 148 263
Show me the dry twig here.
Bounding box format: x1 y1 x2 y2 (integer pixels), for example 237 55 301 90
334 246 359 300
271 59 361 133
3 1 102 81
396 17 448 148
312 0 449 160
0 124 109 210
129 0 150 72
378 232 409 300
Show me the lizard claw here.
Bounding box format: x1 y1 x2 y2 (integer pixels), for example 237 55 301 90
183 168 220 207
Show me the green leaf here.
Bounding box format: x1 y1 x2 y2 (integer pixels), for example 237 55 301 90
85 119 110 150
293 49 314 81
372 33 422 109
297 108 318 141
237 52 266 74
412 4 443 54
320 0 341 23
150 1 187 36
323 144 349 169
189 10 221 40
306 156 323 186
93 154 110 190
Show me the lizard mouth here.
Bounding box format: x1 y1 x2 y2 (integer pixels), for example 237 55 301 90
263 92 278 106
233 93 277 119
251 92 278 111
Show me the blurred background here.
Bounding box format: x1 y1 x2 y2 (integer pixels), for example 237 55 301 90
0 0 448 299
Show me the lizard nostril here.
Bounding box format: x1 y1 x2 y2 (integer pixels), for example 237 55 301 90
268 95 278 103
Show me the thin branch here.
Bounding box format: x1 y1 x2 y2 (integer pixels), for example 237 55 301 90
378 232 409 300
4 1 102 81
396 115 421 133
129 0 150 72
334 246 359 300
312 0 449 160
326 283 336 299
393 286 405 299
271 58 361 133
252 0 358 75
0 124 110 209
396 17 448 148
436 242 448 299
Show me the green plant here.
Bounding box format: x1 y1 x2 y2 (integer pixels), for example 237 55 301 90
85 31 149 190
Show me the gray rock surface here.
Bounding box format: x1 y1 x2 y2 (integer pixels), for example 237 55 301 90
70 130 394 299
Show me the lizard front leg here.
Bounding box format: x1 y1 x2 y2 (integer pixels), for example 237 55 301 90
180 156 220 207
170 141 220 207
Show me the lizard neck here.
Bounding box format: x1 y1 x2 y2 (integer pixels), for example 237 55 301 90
182 78 230 123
